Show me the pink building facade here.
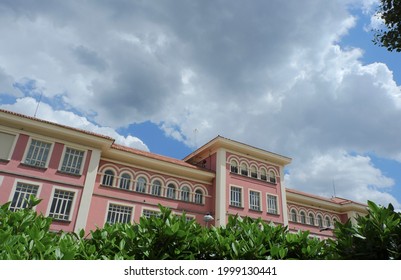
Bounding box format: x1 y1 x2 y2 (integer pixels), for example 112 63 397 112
0 109 367 238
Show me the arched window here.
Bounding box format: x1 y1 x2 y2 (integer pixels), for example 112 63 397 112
167 183 176 199
269 170 276 183
291 209 297 222
325 217 331 227
119 173 131 190
240 163 248 176
250 166 258 178
181 186 190 202
194 189 203 204
230 160 238 173
135 177 147 193
260 168 267 181
151 180 162 196
102 169 114 186
300 211 306 224
317 215 323 228
308 213 315 226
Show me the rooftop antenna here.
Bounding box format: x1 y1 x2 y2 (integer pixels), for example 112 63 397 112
332 179 337 198
194 128 198 149
34 92 43 118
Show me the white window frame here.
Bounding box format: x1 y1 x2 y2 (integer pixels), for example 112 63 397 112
317 214 324 228
119 173 132 190
230 159 239 173
8 180 42 211
141 207 160 219
180 185 190 202
173 211 196 222
23 137 54 168
267 194 279 215
249 189 262 211
194 189 204 204
300 211 306 224
102 169 116 187
250 165 258 179
58 146 86 175
46 186 78 222
150 179 162 196
135 176 147 193
105 201 134 224
308 213 315 226
290 209 297 222
166 183 176 199
230 185 243 207
0 130 18 161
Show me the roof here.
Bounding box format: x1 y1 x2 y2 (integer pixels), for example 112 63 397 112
111 143 211 172
0 109 114 141
184 135 292 165
286 188 368 211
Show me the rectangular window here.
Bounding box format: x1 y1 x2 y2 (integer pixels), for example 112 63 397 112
49 189 75 221
249 190 261 211
24 139 52 168
9 182 39 211
267 195 278 214
0 131 16 160
106 203 133 224
142 209 160 219
60 147 85 175
230 186 242 207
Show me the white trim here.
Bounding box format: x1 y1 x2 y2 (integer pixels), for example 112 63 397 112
267 193 280 215
8 179 42 211
229 184 244 208
46 186 78 222
58 145 87 176
141 206 160 218
248 188 262 212
215 148 226 226
22 137 54 168
74 149 101 232
104 200 135 224
280 167 288 226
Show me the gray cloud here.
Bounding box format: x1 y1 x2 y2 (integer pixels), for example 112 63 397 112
0 0 401 207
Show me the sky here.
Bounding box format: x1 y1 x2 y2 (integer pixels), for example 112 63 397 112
1 0 401 209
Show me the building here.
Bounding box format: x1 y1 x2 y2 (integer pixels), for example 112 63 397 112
0 109 367 238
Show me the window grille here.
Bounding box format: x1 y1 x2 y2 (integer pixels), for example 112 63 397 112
49 189 75 221
107 204 132 224
9 182 39 211
25 139 51 167
60 147 84 175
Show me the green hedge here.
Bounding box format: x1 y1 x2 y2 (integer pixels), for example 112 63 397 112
1 196 400 260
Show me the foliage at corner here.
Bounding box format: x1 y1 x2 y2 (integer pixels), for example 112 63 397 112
373 0 401 52
332 200 401 260
1 198 401 260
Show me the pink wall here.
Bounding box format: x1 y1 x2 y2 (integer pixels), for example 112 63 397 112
225 152 284 225
0 133 92 232
84 160 214 231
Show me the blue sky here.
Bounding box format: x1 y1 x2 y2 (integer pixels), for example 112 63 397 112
1 0 401 209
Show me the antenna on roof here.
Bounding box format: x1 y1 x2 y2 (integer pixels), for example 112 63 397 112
34 92 43 118
193 128 198 149
332 179 337 198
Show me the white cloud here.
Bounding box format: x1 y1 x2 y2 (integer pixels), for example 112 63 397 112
285 150 399 208
0 97 149 151
0 0 401 207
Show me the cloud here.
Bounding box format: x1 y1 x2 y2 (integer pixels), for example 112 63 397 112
0 0 400 207
0 97 149 151
285 150 399 208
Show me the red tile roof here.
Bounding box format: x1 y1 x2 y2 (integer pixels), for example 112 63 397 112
111 143 212 171
286 187 366 206
0 109 114 141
